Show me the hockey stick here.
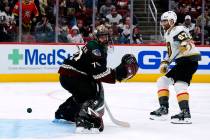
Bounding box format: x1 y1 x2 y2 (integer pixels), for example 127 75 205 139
168 51 180 64
104 101 130 128
168 42 190 64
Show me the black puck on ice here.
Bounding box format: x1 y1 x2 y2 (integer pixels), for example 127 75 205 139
27 108 32 113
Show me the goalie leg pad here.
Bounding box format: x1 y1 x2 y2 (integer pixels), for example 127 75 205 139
75 99 105 133
55 96 80 122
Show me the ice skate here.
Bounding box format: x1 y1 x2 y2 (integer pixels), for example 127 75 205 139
171 110 192 124
75 116 104 134
150 106 169 121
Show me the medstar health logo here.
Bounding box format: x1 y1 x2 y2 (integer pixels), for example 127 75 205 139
8 49 23 65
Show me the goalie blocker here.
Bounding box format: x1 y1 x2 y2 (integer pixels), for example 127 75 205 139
115 54 139 82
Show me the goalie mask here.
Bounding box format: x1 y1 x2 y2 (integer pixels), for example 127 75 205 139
94 25 109 45
160 11 177 31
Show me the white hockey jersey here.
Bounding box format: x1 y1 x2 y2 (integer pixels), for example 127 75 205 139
163 26 201 62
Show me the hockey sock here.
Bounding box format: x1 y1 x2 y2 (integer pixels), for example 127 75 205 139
177 92 190 112
158 89 169 108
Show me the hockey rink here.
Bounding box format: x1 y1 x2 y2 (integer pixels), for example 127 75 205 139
0 82 210 140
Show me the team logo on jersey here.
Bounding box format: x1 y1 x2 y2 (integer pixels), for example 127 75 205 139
24 10 31 18
92 49 101 56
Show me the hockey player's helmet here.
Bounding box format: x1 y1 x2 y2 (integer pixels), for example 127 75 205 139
161 11 177 23
95 25 109 37
95 25 109 44
160 11 177 30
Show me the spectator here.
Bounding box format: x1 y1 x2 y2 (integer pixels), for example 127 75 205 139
112 24 120 43
45 0 55 25
119 17 135 44
34 13 54 42
196 9 210 37
83 0 97 23
0 12 10 41
192 26 208 45
176 3 188 24
77 19 90 37
0 0 10 12
57 17 69 43
76 0 87 13
64 0 85 27
183 15 195 34
106 7 122 25
132 26 143 44
67 25 84 43
192 24 202 45
108 26 119 44
0 10 17 41
122 10 138 26
2 3 14 20
99 0 115 18
12 0 39 34
0 1 17 41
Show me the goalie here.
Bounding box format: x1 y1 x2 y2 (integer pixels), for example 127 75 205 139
55 25 138 133
150 11 201 124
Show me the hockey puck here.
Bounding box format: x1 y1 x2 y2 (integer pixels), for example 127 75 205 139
27 108 32 113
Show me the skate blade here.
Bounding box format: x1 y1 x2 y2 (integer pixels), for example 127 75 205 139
75 127 100 134
149 114 169 121
171 118 192 124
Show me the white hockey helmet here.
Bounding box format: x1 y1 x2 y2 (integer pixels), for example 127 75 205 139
160 11 177 26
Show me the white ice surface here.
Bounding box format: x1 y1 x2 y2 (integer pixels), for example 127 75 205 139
0 82 210 140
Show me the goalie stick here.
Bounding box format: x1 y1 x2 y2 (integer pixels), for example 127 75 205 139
105 101 130 128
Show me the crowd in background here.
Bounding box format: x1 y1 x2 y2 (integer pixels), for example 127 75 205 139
0 0 209 44
0 0 143 44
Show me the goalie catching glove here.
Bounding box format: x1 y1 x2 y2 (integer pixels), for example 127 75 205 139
115 54 139 82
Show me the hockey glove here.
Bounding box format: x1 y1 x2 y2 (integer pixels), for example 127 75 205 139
160 61 169 74
179 41 192 55
115 54 139 82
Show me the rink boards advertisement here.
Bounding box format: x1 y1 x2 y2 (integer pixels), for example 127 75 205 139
0 44 210 82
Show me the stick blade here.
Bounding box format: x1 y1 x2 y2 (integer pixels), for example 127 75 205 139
112 119 130 128
105 102 130 128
